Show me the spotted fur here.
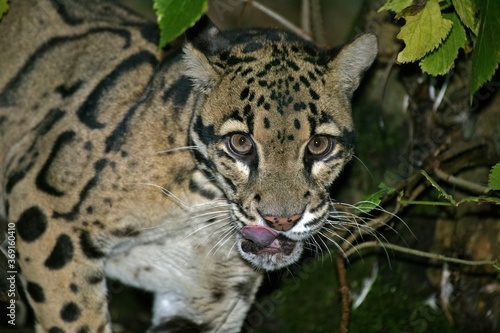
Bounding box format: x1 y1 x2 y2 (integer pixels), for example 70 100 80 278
0 0 377 332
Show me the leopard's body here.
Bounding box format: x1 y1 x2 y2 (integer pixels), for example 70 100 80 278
0 0 377 332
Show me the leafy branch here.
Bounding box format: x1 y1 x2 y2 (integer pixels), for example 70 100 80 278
356 162 500 211
379 0 500 100
400 166 500 206
335 158 499 332
344 162 500 270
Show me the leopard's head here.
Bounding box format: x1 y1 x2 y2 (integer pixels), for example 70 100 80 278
184 26 377 270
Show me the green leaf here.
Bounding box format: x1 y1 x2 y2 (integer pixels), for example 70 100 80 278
154 0 208 49
488 162 500 190
470 0 500 99
356 191 383 214
420 12 467 75
452 0 478 34
440 0 453 10
378 182 396 193
355 183 396 214
401 194 500 206
397 0 453 63
378 0 414 13
458 195 500 205
0 0 9 20
421 170 457 205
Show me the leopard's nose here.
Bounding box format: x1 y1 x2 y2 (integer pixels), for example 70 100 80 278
262 213 302 231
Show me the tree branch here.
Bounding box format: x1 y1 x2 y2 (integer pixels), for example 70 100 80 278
336 253 350 333
433 167 490 195
310 0 326 46
301 0 312 37
344 241 499 268
243 0 312 40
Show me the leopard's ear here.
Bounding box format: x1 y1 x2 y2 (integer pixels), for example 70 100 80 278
182 22 227 95
330 33 378 98
182 42 219 94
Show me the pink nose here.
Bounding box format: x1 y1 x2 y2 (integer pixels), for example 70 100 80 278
262 213 302 231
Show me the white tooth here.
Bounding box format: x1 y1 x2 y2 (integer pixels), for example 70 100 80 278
268 239 280 249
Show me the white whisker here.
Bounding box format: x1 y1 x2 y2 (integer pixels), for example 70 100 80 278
186 216 233 240
321 199 409 266
153 146 199 154
226 236 239 260
351 154 374 182
318 230 351 260
206 227 237 258
137 182 190 209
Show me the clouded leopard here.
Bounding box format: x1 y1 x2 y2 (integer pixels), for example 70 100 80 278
0 0 377 331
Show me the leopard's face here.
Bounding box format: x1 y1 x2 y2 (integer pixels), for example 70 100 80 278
186 28 377 270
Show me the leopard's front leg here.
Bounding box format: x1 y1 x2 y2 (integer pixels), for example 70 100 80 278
14 207 112 333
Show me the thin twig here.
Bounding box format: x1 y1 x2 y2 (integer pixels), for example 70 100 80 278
433 167 490 195
344 241 498 267
399 200 455 206
243 0 312 40
336 253 350 333
310 0 326 46
301 0 311 37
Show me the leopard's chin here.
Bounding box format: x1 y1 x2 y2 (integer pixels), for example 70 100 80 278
236 233 303 271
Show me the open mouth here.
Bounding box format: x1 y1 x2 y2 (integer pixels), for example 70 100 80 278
240 225 296 255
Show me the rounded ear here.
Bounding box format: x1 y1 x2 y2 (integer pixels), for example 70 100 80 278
330 33 378 97
182 43 219 94
182 20 227 95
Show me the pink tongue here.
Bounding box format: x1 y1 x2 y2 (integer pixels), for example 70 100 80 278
241 226 278 247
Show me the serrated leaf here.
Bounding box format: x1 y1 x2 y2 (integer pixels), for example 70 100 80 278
397 2 427 20
0 0 9 20
355 191 383 214
378 182 396 194
421 12 467 75
396 0 453 63
355 183 396 214
421 170 457 205
470 0 500 99
459 195 500 205
440 0 453 10
452 0 478 34
154 0 208 49
378 0 414 13
488 162 500 190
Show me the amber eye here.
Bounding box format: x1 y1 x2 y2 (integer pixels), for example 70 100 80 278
228 133 254 155
307 135 333 158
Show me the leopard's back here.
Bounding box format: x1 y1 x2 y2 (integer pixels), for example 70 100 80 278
0 0 202 227
0 0 158 139
0 0 159 199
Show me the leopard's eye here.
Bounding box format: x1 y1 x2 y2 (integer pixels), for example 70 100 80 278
228 133 254 156
307 135 334 158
